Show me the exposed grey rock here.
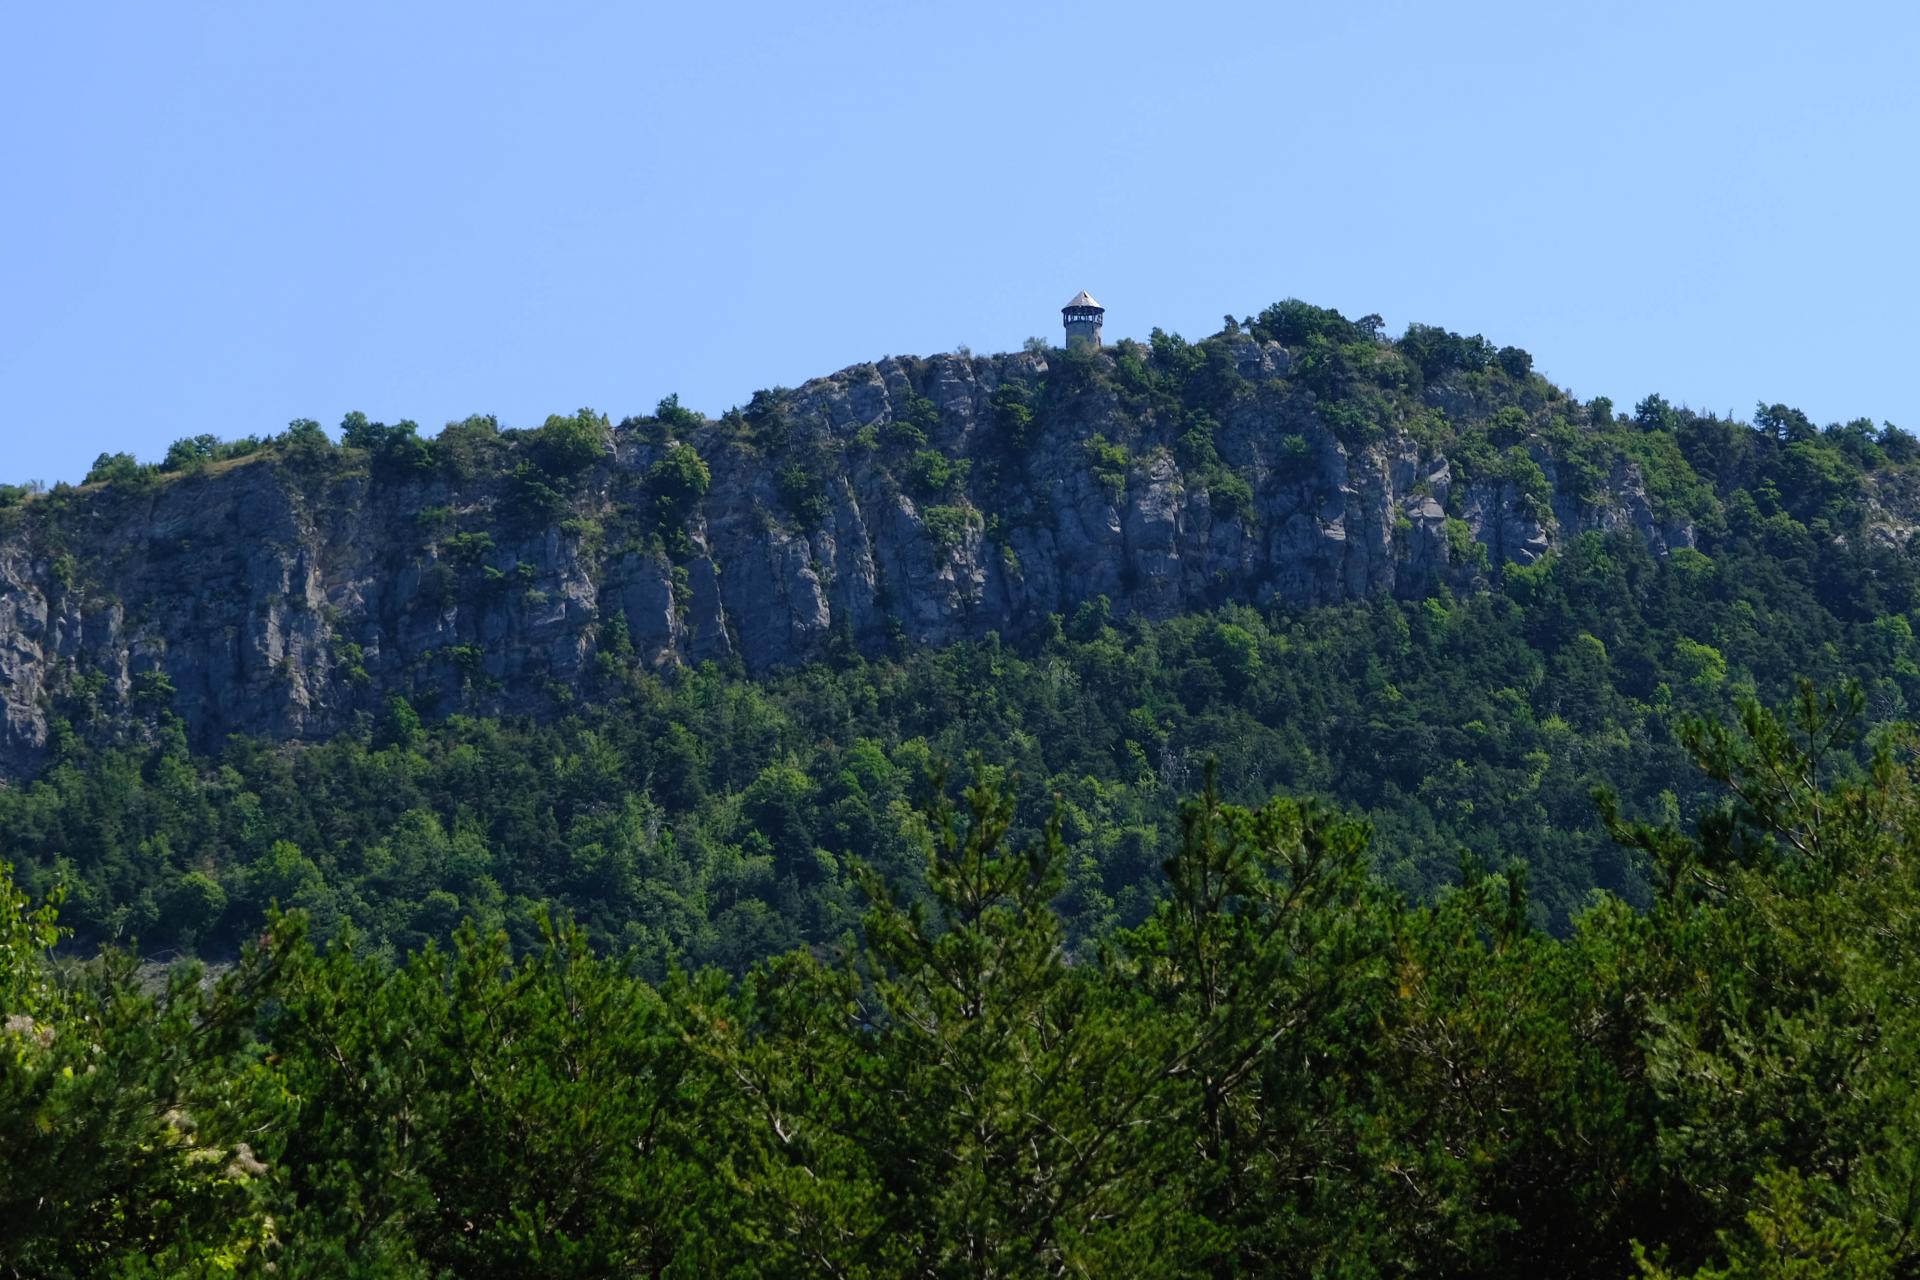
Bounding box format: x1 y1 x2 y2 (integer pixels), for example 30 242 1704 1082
0 346 1714 778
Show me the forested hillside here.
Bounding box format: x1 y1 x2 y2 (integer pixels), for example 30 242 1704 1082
8 304 1920 1274
6 687 1920 1276
3 303 1919 963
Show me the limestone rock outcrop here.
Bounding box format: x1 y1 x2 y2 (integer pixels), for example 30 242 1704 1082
0 344 1705 777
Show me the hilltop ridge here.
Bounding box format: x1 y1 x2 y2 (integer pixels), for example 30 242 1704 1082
0 301 1911 781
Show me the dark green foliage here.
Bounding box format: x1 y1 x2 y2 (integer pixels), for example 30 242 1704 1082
892 390 942 447
776 463 831 529
412 498 453 529
16 473 1920 965
1173 412 1220 469
260 915 706 1275
276 418 334 462
1238 303 1388 409
440 529 495 568
1252 298 1367 347
340 412 435 480
83 452 150 487
989 380 1037 450
1879 422 1918 464
12 304 1920 1267
336 410 380 450
504 461 568 527
1756 400 1819 442
0 875 291 1277
1149 326 1207 387
920 503 978 553
162 434 220 472
741 387 791 450
530 408 610 476
654 392 703 433
1083 433 1130 500
1399 322 1498 381
131 668 176 709
904 448 968 499
377 693 423 750
435 414 502 481
158 432 268 475
647 441 710 536
7 685 1920 1273
1207 466 1254 519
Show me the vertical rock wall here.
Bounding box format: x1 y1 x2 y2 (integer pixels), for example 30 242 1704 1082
0 343 1698 777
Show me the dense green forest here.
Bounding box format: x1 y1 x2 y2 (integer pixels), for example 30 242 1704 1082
5 304 1920 973
5 686 1918 1276
8 528 1920 973
8 305 1920 1271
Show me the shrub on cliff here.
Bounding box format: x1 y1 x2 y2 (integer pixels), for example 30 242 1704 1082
530 408 610 476
648 441 710 535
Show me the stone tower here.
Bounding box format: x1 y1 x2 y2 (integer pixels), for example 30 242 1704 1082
1062 291 1104 351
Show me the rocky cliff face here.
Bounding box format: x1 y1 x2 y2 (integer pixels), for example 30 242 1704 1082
0 339 1700 778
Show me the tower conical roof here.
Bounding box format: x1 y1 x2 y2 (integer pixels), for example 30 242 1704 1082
1063 291 1103 311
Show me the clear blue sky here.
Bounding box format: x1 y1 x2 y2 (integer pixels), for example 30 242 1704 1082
5 0 1917 485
